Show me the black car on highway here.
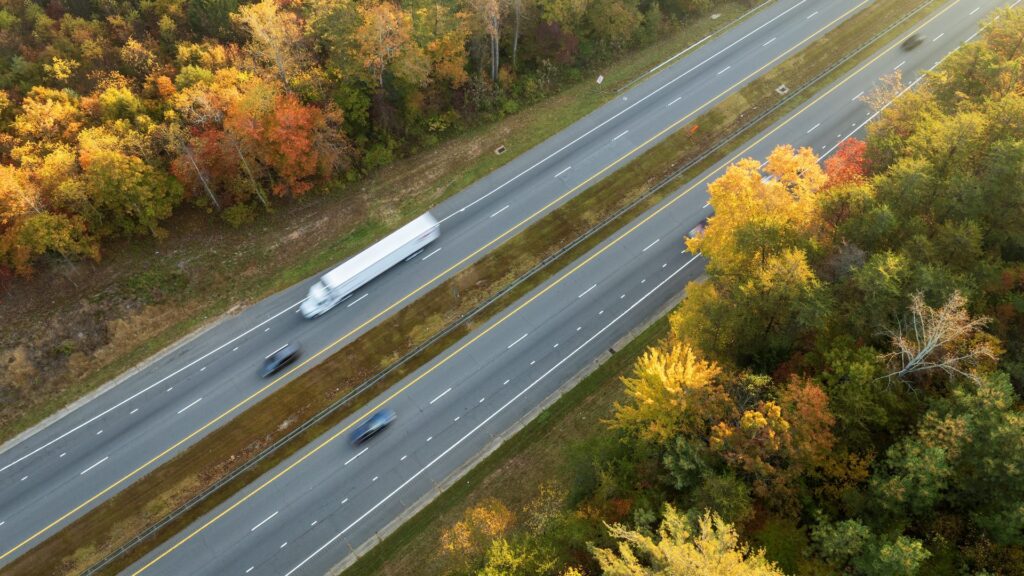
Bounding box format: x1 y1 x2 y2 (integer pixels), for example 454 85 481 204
350 409 397 445
260 343 301 377
901 33 924 51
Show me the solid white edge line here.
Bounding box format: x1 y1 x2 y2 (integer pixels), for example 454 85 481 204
0 297 306 472
435 0 809 225
283 254 701 576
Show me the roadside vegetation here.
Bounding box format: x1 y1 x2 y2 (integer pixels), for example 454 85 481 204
350 9 1024 575
0 0 758 443
3 0 945 572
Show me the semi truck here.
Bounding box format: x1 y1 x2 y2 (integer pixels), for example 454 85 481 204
299 212 440 318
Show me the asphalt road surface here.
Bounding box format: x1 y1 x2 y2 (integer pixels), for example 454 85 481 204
122 1 1016 574
0 0 866 565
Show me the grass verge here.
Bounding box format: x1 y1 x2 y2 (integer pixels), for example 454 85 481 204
342 316 671 576
5 0 940 572
0 2 758 444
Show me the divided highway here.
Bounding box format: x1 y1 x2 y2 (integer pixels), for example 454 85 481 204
0 0 864 565
122 0 1015 574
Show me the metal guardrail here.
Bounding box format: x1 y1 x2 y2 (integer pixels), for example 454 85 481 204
84 3 933 573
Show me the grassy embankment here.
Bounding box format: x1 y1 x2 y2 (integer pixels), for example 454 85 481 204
5 0 941 573
0 3 759 444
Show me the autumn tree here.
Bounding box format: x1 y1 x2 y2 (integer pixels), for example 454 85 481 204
352 1 428 89
824 138 868 187
440 498 515 565
468 0 504 81
591 506 786 575
231 0 311 88
611 343 730 444
71 122 183 238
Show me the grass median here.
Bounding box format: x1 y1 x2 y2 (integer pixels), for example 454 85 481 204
0 1 761 444
342 316 671 576
5 0 941 572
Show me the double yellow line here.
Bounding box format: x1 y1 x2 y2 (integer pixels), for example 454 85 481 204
2 0 886 568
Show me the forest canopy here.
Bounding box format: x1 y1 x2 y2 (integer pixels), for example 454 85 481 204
434 8 1024 575
0 0 736 274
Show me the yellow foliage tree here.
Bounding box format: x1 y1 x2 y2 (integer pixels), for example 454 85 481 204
611 343 731 444
591 505 786 575
439 498 514 564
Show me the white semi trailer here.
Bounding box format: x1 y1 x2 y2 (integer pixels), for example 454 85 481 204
299 212 440 318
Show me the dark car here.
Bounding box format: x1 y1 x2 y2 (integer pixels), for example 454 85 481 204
350 409 396 445
685 218 710 254
260 343 301 377
901 33 924 51
688 217 709 240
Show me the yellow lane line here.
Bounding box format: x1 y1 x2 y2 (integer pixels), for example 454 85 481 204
1 0 871 564
130 0 954 572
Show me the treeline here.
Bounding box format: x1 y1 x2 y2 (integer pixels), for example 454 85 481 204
435 8 1024 575
0 0 737 274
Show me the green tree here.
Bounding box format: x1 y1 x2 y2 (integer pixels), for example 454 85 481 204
591 506 785 575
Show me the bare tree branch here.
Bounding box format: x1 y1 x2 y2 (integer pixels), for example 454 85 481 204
880 291 997 385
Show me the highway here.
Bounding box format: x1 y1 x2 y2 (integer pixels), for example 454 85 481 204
0 0 868 565
119 0 1015 574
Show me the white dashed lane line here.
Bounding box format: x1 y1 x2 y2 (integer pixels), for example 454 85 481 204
346 294 369 308
667 96 682 107
763 37 776 47
80 456 108 476
344 448 368 467
507 333 528 350
717 65 731 75
578 284 597 298
429 388 452 405
806 10 818 18
613 130 629 141
421 248 441 261
490 205 510 218
251 511 278 532
283 254 702 576
554 166 572 178
177 398 202 415
642 238 660 252
0 296 304 474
